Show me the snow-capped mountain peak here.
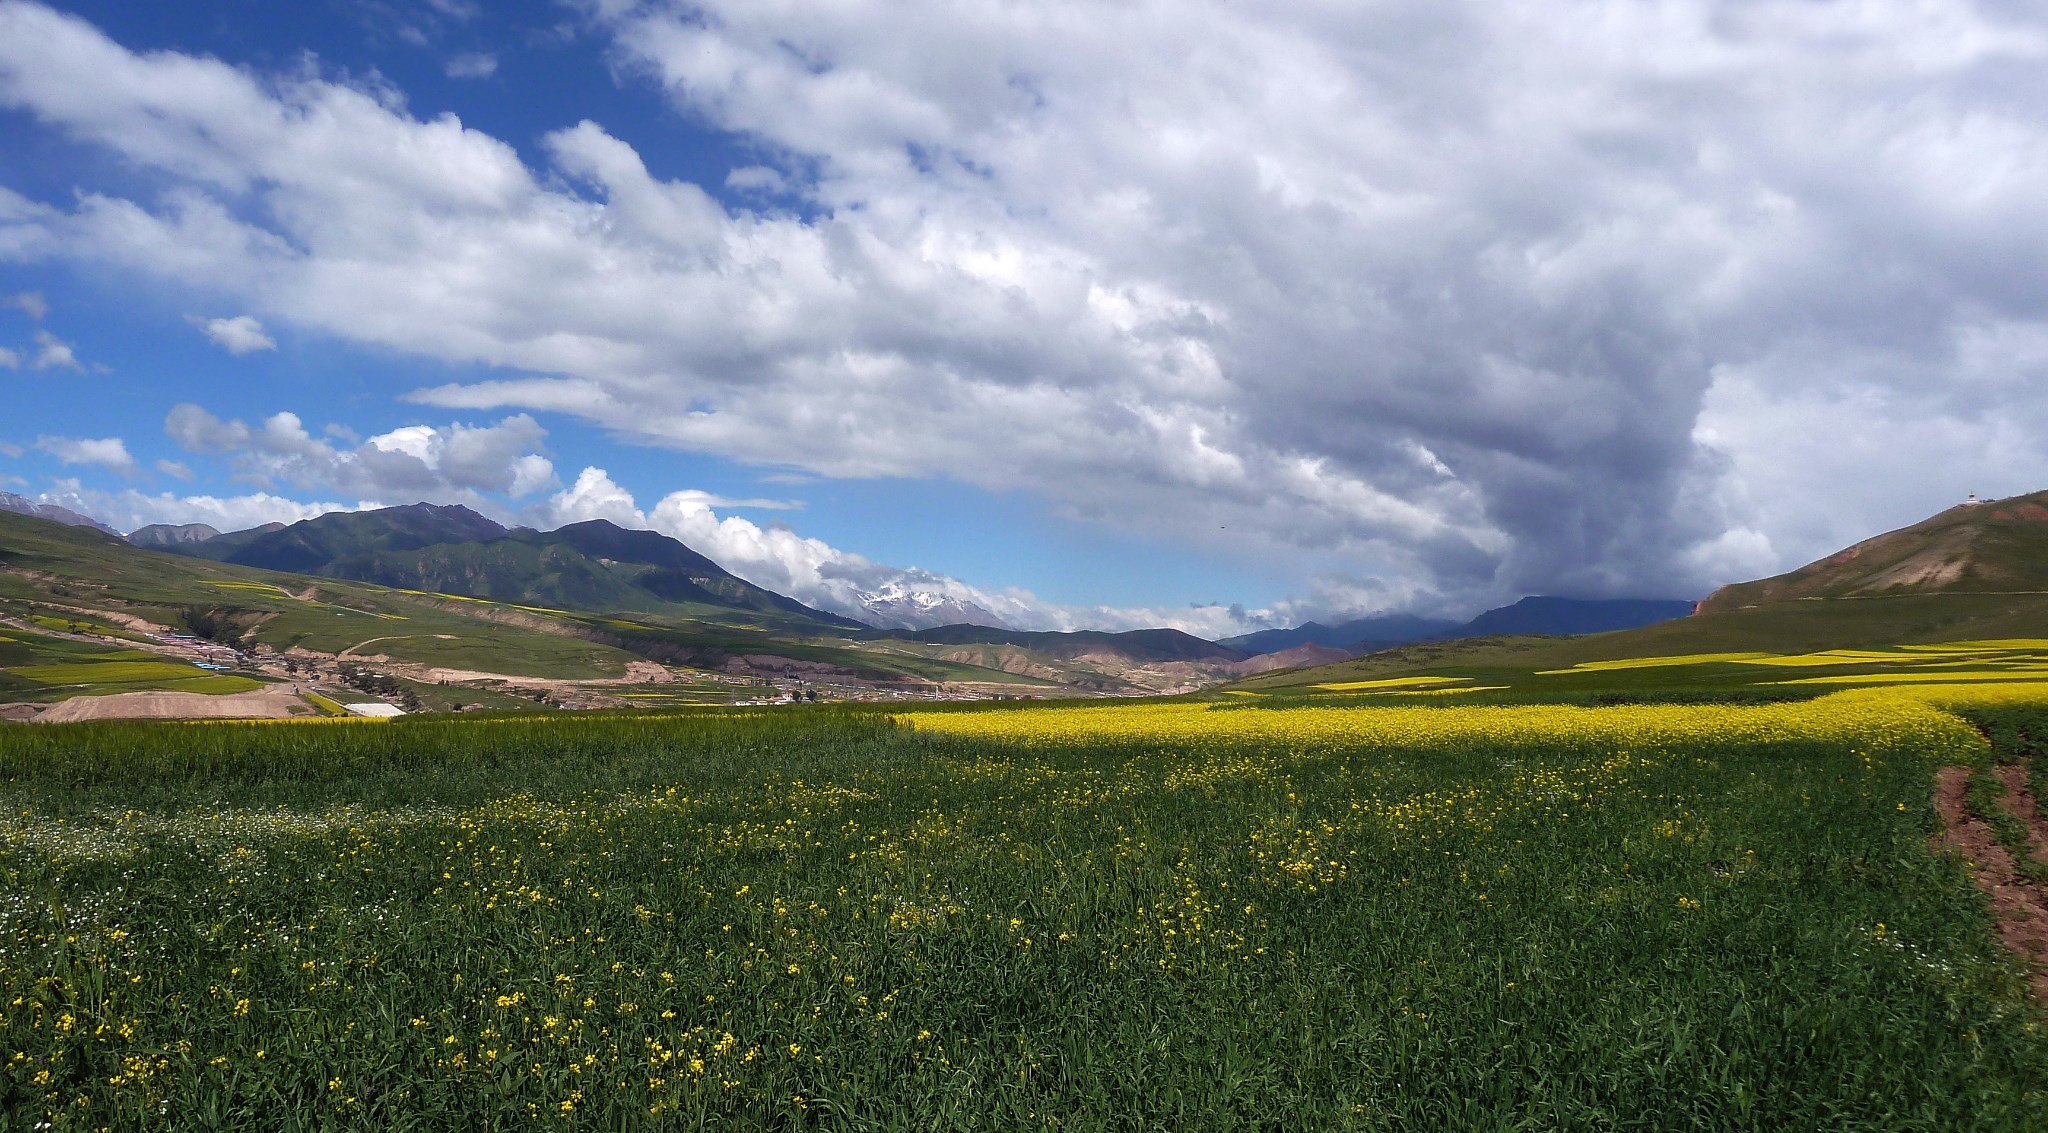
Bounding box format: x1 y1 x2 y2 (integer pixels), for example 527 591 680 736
852 580 1010 630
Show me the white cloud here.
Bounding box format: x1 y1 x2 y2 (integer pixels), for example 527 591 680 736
195 313 275 354
3 2 2048 612
723 165 785 194
0 440 23 457
154 457 193 480
0 345 18 368
164 403 559 501
30 329 79 370
3 290 45 318
543 466 646 529
660 488 800 510
445 52 496 80
35 433 134 472
35 478 356 534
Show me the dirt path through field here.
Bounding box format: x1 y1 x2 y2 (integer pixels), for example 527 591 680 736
1994 766 2048 870
1932 766 2048 1002
337 633 458 660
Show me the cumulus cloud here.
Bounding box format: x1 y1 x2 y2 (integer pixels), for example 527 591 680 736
163 403 558 502
536 467 1278 634
35 433 133 472
3 290 45 318
0 345 18 368
3 2 2048 613
194 314 275 354
154 458 192 480
30 329 78 370
34 478 356 534
444 52 495 80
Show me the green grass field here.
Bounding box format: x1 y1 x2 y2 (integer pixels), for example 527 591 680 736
0 629 264 702
2 693 2045 1129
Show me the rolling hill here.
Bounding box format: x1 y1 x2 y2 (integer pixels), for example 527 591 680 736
1699 492 2048 610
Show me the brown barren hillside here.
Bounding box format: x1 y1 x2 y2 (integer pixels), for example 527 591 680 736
1698 491 2048 614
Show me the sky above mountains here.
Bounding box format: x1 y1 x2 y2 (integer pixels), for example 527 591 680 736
3 0 2046 634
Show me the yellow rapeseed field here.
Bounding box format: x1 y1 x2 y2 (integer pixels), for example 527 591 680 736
896 692 1989 763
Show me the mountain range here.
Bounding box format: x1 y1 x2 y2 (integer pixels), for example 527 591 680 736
156 503 862 630
1219 597 1696 655
0 491 120 537
127 522 226 547
127 503 1698 654
13 488 2046 704
850 580 1008 631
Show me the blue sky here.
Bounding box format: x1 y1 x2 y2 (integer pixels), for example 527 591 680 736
4 1 2047 633
0 0 1299 628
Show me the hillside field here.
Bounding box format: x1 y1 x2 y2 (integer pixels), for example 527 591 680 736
4 683 2048 1129
0 627 265 704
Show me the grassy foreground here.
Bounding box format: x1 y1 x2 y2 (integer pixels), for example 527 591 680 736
2 697 2046 1129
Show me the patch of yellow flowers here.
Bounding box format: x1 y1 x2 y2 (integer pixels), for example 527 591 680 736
897 691 1990 762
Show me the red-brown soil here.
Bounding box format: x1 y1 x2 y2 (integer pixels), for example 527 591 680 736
1932 766 2048 1002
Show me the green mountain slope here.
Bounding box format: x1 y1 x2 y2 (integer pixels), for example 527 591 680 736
171 504 860 630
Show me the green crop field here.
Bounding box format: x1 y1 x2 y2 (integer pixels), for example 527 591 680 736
4 688 2047 1129
0 630 265 702
1231 638 2048 710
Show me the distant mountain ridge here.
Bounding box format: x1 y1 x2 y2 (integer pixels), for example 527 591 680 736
866 623 1247 664
127 522 223 547
853 581 1009 630
162 503 861 628
1220 614 1460 655
1222 597 1695 657
1459 597 1697 637
0 491 119 537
